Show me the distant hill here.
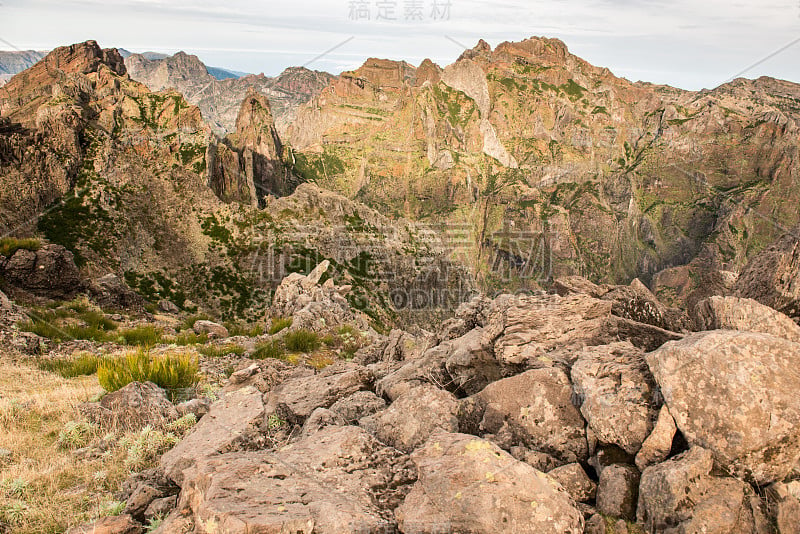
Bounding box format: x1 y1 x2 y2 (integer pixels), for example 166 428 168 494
118 48 246 80
124 51 335 134
0 50 47 85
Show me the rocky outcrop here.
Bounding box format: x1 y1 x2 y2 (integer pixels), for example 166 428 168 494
693 295 800 342
735 228 800 323
571 342 657 455
271 260 368 331
2 244 83 299
638 447 769 533
208 88 294 205
395 432 584 533
167 426 415 533
646 330 800 484
80 381 178 431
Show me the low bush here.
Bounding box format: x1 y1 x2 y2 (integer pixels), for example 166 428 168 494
97 350 199 399
167 331 208 346
0 237 41 257
57 420 98 449
119 426 179 471
225 322 264 337
251 339 286 361
197 344 245 358
268 317 293 335
284 329 320 353
36 352 100 378
19 304 118 343
117 326 163 347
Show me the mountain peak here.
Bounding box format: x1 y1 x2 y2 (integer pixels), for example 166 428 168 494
37 40 125 77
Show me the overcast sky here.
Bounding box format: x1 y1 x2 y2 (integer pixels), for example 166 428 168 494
1 0 799 90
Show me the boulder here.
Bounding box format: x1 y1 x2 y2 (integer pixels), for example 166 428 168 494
299 407 345 438
693 295 800 342
192 320 228 339
646 330 800 484
769 482 800 534
471 366 588 463
638 446 769 533
174 426 415 533
547 463 596 503
3 244 83 299
369 385 459 452
596 464 639 520
571 342 657 455
552 276 611 298
158 299 180 314
81 381 178 431
734 228 800 322
601 278 691 332
90 274 145 309
634 405 677 471
395 432 584 534
66 514 142 534
160 386 265 484
483 293 681 369
443 327 502 395
264 362 372 424
271 260 369 331
329 390 386 424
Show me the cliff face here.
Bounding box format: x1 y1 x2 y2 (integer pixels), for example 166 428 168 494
285 36 800 292
208 89 295 206
0 41 471 323
124 52 335 135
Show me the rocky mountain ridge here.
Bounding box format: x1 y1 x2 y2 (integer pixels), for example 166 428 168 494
285 36 800 302
0 41 469 325
124 51 335 135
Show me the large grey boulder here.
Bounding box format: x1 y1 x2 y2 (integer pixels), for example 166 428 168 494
470 366 588 463
368 385 459 452
638 446 769 533
171 426 414 533
160 386 265 484
571 342 657 455
81 381 178 431
3 244 83 299
264 362 373 424
693 295 800 342
646 330 800 484
395 432 584 534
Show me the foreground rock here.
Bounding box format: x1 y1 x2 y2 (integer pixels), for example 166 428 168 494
67 514 142 534
368 384 459 451
735 228 800 322
80 382 177 431
160 386 265 484
638 446 769 533
163 426 414 533
483 293 681 369
395 432 584 533
264 362 372 424
693 295 800 342
467 366 588 463
571 342 657 455
646 330 800 484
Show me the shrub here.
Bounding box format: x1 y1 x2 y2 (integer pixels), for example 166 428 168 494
119 426 178 470
166 413 197 435
57 420 98 449
37 352 100 378
284 329 320 353
268 317 293 335
0 237 41 257
198 344 245 358
99 500 126 517
19 305 118 343
251 339 286 361
117 326 163 347
225 322 264 337
98 350 199 399
168 331 208 346
307 353 335 370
